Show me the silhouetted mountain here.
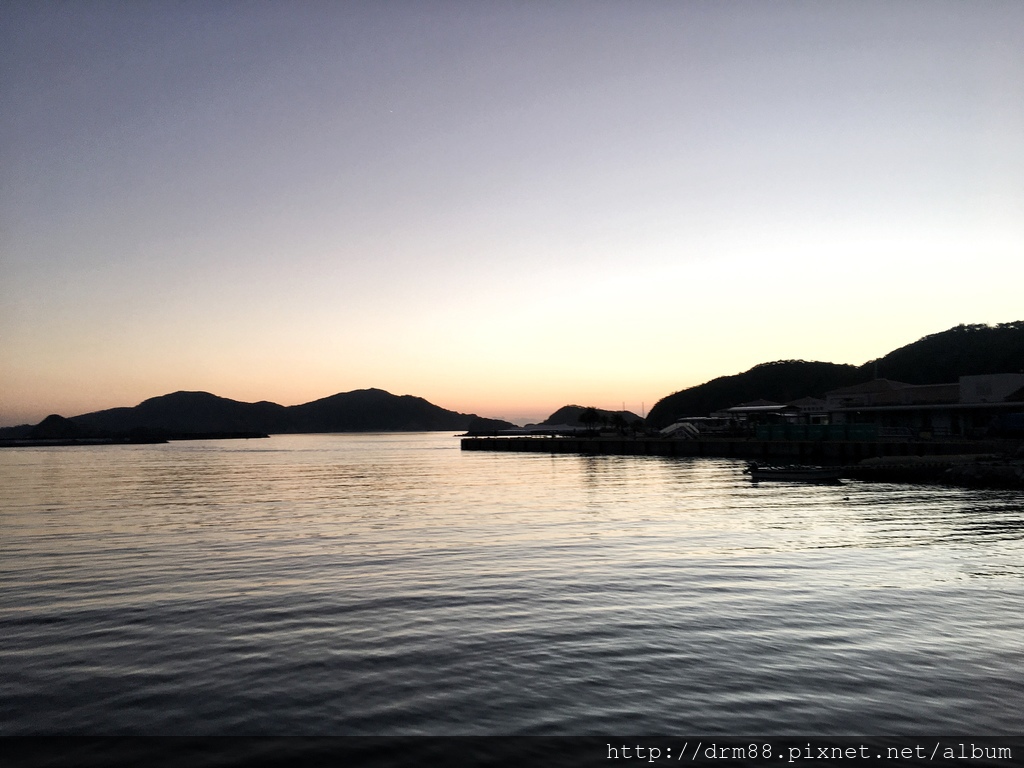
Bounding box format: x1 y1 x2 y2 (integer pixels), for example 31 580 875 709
646 361 862 427
0 423 33 439
0 413 172 444
60 388 505 436
868 322 1024 383
647 321 1024 427
539 405 642 427
464 416 519 434
73 391 290 434
28 414 85 440
288 388 474 432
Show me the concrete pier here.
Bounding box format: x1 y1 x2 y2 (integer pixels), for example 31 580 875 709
460 435 1012 462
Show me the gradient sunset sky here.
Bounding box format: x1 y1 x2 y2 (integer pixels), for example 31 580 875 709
2 1 1022 426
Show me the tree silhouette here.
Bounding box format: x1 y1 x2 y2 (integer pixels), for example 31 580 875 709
579 407 600 434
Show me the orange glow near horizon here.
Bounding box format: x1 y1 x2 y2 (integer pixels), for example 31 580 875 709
2 4 1023 427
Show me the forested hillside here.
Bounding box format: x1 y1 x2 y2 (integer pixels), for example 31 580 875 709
646 361 862 427
868 322 1024 384
647 322 1024 427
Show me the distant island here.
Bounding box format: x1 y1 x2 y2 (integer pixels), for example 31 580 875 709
0 388 516 443
534 405 643 430
3 321 1022 445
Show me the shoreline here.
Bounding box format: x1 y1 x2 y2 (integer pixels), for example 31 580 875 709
0 431 269 448
461 436 1024 489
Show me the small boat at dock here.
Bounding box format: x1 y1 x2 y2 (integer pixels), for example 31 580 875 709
744 462 842 482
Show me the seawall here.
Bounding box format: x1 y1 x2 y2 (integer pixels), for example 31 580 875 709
460 436 1024 488
460 436 1010 462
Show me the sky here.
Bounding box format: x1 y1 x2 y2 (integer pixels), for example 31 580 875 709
2 1 1022 426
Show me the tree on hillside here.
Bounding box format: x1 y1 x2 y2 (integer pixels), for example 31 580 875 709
646 360 861 427
579 407 600 433
868 322 1024 383
644 321 1024 428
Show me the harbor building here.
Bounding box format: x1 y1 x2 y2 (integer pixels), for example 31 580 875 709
825 373 1024 438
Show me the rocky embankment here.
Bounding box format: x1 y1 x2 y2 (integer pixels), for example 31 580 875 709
848 452 1024 489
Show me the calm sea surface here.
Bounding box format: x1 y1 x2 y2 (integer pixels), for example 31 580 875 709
2 433 1022 737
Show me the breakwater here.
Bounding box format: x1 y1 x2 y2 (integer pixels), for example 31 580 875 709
460 435 1009 461
847 454 1024 487
460 436 1024 488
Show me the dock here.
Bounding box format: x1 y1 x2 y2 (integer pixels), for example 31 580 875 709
460 435 1009 461
460 436 1024 488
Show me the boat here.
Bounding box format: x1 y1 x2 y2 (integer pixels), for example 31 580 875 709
744 462 842 482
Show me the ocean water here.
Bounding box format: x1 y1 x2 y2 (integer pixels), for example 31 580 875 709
1 433 1022 738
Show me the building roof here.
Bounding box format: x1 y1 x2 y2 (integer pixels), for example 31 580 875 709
1006 385 1024 402
825 379 913 397
724 403 796 414
826 378 959 407
788 396 827 409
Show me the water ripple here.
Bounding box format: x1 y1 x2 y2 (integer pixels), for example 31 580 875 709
2 435 1022 735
